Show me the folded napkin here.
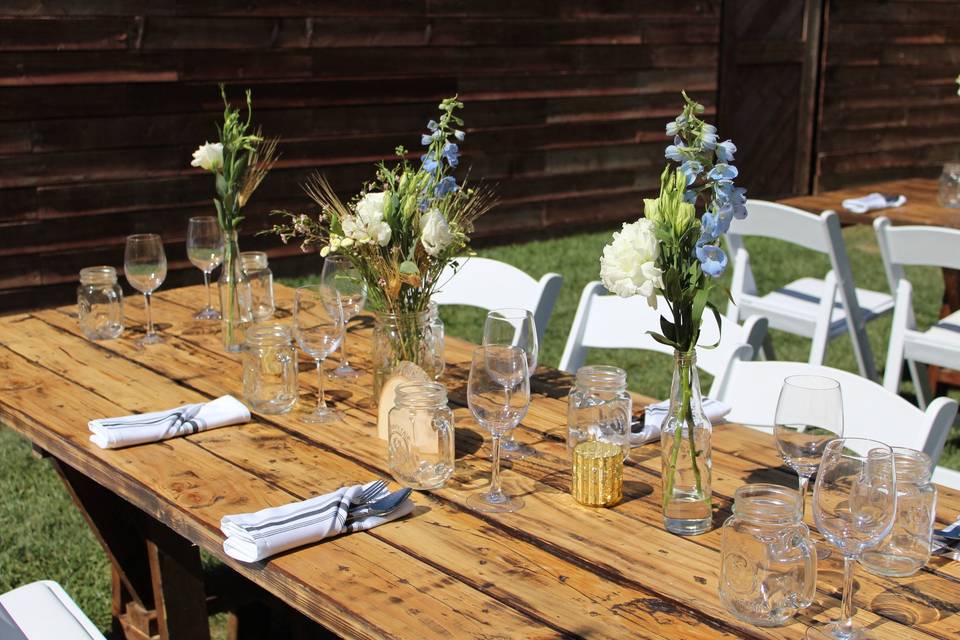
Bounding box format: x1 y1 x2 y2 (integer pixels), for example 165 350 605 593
221 481 414 563
841 192 906 214
89 395 250 449
630 397 731 446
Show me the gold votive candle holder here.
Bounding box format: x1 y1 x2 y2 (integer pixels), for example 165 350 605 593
571 440 623 507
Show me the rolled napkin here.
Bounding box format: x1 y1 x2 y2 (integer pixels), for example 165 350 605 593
630 397 731 446
221 481 414 563
841 192 906 214
89 395 250 449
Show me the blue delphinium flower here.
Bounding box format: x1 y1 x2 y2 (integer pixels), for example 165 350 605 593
435 175 458 196
699 211 721 243
420 133 434 146
421 153 439 174
700 123 718 150
427 120 439 132
696 243 728 277
715 139 737 163
665 143 686 163
708 163 738 181
679 160 703 186
454 129 465 141
683 189 697 204
731 187 748 219
441 142 459 167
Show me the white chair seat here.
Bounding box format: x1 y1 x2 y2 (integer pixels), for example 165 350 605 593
0 581 105 640
740 277 893 339
933 465 960 491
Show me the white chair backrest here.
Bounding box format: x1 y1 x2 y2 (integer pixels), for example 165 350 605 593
874 217 960 292
727 200 832 253
712 357 958 466
433 256 562 343
559 281 766 383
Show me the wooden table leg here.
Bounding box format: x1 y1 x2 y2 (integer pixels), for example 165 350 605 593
928 268 960 393
49 456 210 640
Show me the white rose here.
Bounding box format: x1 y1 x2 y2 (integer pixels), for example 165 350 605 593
190 142 223 172
599 219 663 308
420 209 454 257
356 191 388 222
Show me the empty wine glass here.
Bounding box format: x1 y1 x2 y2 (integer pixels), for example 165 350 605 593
775 375 843 558
483 308 538 460
124 234 167 346
293 285 345 424
808 438 896 640
321 255 367 379
186 216 223 320
466 345 530 513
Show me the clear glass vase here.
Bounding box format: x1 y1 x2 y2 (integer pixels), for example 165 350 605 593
661 349 713 535
217 231 253 353
372 309 445 400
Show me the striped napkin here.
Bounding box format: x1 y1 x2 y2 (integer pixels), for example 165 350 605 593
631 397 731 446
89 395 250 449
220 481 415 563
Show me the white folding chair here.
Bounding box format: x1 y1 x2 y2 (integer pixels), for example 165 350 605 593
434 256 562 344
725 200 893 380
874 216 960 410
558 281 765 395
712 357 958 469
0 580 106 640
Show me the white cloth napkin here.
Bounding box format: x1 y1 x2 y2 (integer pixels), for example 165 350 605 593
89 395 250 449
630 397 731 446
841 192 906 214
220 481 414 563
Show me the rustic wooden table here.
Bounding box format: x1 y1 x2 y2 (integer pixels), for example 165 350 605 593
1 283 959 640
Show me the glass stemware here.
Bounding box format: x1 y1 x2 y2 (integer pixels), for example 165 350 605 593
807 438 896 640
124 234 167 346
320 255 367 379
293 285 345 424
466 345 530 513
186 216 224 320
483 308 538 460
774 375 843 558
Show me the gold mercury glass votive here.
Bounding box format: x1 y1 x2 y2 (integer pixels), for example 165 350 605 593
571 441 624 507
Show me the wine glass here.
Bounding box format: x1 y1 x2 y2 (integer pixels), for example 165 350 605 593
124 234 167 346
293 285 345 424
775 375 843 557
807 438 896 640
320 255 367 379
466 345 530 513
483 309 538 460
186 216 224 320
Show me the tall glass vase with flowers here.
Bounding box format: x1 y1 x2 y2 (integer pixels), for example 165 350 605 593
191 85 279 351
600 93 746 535
269 97 496 398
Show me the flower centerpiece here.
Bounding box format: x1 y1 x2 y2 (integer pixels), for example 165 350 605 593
191 85 279 351
600 92 746 535
270 96 496 393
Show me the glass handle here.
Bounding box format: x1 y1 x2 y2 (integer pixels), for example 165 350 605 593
435 412 455 465
798 535 818 608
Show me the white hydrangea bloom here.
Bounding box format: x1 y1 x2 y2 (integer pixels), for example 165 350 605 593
599 219 663 308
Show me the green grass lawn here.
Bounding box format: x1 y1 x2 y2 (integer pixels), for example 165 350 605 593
1 224 957 633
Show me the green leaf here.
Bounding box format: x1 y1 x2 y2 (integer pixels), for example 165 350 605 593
647 331 681 351
692 287 709 327
215 173 228 198
699 301 724 350
659 316 677 342
399 260 420 275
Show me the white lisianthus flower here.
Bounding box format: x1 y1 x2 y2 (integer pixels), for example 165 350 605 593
190 142 223 172
343 191 392 246
599 219 663 308
420 208 454 256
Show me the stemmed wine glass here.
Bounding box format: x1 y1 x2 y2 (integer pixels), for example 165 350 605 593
466 345 530 513
774 375 843 558
808 438 896 640
293 285 345 424
124 234 167 346
320 255 367 379
483 309 538 460
186 216 224 320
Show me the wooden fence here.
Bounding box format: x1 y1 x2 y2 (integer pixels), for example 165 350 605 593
0 0 957 311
